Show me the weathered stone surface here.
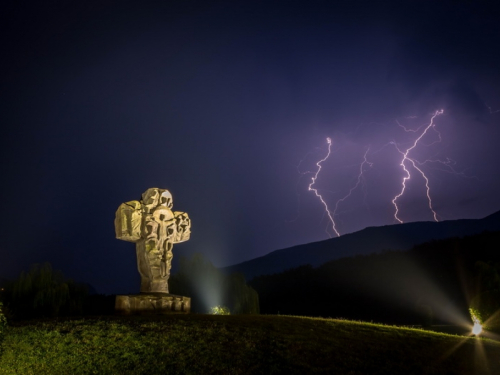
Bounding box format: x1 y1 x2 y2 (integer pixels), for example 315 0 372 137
115 188 191 313
114 200 142 242
115 294 191 315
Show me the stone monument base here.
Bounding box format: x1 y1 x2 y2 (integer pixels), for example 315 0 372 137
115 293 191 315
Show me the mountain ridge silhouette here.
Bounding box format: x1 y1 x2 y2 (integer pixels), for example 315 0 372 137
222 210 500 280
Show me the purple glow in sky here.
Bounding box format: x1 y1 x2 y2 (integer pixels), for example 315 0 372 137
294 109 474 238
1 1 500 294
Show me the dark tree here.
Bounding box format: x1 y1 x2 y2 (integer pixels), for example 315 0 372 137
470 261 500 331
170 253 259 314
2 263 89 319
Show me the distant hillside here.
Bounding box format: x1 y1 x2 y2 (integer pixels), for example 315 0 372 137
249 230 500 325
223 210 500 280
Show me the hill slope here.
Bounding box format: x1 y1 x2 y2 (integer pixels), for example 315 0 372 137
250 231 500 325
223 210 500 280
1 315 499 374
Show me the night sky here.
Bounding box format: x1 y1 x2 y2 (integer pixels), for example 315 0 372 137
2 1 500 294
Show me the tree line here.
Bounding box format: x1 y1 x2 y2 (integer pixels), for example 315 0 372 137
0 254 259 319
0 263 89 319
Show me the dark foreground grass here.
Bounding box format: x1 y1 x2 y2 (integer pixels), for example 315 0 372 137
1 314 499 375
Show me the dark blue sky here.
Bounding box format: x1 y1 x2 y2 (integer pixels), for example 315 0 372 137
2 1 500 294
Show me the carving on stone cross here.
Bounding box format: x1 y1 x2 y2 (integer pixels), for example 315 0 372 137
115 188 191 294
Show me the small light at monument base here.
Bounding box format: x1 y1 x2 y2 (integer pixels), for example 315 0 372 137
211 305 230 315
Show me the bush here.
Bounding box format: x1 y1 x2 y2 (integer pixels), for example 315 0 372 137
223 273 259 314
470 261 500 332
469 290 500 331
3 263 89 319
0 302 7 334
210 305 230 315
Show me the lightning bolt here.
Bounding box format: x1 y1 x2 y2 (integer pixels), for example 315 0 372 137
414 157 477 180
293 108 472 239
331 147 373 228
486 104 500 114
308 137 339 237
396 119 425 133
391 109 444 223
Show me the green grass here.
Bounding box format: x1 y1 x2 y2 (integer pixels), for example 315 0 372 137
1 314 499 374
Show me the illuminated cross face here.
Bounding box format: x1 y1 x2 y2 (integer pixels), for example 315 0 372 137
114 188 191 293
159 190 173 208
143 188 160 213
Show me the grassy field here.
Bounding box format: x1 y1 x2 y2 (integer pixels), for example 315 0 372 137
1 314 499 375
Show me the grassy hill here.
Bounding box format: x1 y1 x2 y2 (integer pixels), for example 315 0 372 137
1 314 499 374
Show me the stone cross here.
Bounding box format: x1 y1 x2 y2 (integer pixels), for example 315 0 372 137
114 188 191 294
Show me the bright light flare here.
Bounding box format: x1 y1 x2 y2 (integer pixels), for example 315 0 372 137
472 315 483 336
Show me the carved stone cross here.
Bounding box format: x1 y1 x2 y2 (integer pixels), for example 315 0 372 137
115 188 191 294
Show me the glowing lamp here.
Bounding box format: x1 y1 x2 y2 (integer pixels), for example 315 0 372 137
211 305 230 315
472 316 483 335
